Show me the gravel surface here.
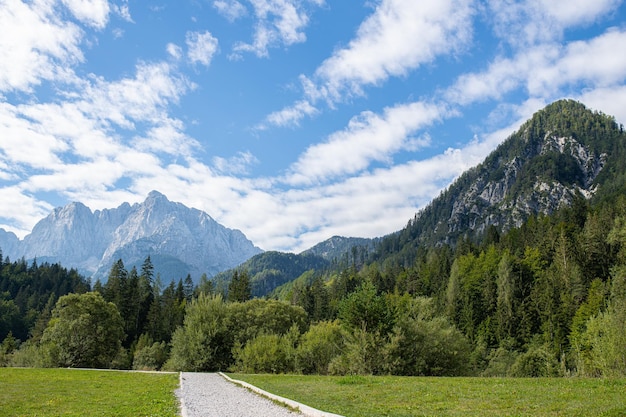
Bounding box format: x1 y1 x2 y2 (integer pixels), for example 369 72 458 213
177 372 302 417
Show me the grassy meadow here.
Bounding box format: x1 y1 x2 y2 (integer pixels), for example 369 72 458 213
0 368 180 417
230 373 626 417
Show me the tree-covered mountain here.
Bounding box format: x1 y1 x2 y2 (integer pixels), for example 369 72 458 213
213 250 330 297
212 236 378 297
213 100 626 299
374 99 626 266
301 236 376 261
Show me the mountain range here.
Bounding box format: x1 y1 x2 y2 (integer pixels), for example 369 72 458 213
1 100 624 290
215 99 626 296
0 191 262 282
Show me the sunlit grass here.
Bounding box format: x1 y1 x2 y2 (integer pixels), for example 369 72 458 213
0 368 179 417
229 373 626 417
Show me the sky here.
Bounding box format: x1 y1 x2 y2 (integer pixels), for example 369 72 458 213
1 0 626 253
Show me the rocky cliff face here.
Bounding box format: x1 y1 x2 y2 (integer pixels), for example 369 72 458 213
447 134 608 235
0 191 262 281
389 99 626 248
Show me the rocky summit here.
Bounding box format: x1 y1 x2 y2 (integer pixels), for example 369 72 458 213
0 191 262 282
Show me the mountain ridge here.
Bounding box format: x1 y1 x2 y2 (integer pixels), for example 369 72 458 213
225 100 626 297
375 99 626 261
0 191 262 281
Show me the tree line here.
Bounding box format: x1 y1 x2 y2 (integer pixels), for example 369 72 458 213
282 195 626 377
2 195 626 376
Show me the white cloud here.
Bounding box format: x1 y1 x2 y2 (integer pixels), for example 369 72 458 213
263 100 318 128
286 101 446 185
213 0 247 21
261 0 474 128
166 43 183 60
186 31 219 67
486 0 623 46
79 61 194 129
232 126 503 252
0 0 84 92
61 0 110 29
0 186 53 237
112 1 133 23
230 0 325 58
445 45 558 105
578 86 626 124
529 28 626 93
309 0 474 103
446 27 626 107
0 103 69 170
212 151 259 175
134 118 200 157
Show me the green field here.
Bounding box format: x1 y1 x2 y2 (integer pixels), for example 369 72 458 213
0 368 180 417
230 374 626 417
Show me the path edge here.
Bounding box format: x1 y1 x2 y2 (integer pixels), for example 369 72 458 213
178 372 188 417
218 372 344 417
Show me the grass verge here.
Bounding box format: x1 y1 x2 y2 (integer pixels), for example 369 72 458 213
228 374 626 417
0 368 180 417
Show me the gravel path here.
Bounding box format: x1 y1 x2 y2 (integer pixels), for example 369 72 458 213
177 372 302 417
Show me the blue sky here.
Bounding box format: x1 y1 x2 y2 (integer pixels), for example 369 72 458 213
1 0 626 253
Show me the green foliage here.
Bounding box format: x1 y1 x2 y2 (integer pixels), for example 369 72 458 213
132 333 169 371
288 274 332 322
41 292 124 368
227 270 251 302
0 332 18 366
215 251 330 297
338 281 393 334
0 258 89 341
296 320 346 375
232 326 299 374
508 342 561 377
166 293 231 372
227 298 308 346
7 340 54 368
481 344 519 377
328 327 386 376
384 297 471 376
573 264 626 376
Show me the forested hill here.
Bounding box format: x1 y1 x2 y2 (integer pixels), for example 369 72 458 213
374 99 626 265
212 251 330 297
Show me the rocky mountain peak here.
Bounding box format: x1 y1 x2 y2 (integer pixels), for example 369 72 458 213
0 192 262 282
390 99 626 248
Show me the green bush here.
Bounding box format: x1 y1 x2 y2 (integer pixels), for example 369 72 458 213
328 327 386 376
481 345 519 377
296 321 346 375
509 343 560 377
233 326 299 374
133 335 169 371
166 293 231 371
384 316 471 376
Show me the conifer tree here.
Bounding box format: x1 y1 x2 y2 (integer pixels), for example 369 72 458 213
228 270 251 302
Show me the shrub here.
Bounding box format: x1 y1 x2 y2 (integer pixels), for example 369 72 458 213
232 326 299 374
296 321 345 375
328 328 385 376
166 294 231 372
509 343 560 377
133 334 169 371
